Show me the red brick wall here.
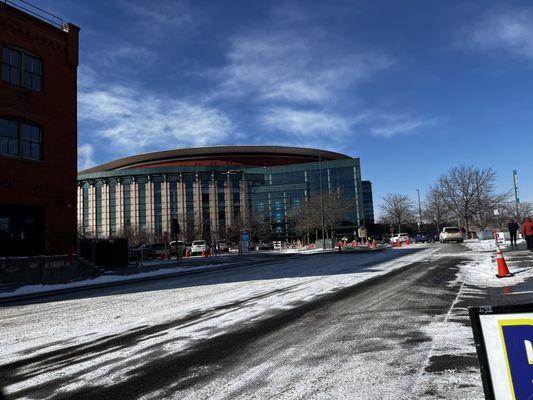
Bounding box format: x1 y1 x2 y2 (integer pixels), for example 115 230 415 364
0 3 79 254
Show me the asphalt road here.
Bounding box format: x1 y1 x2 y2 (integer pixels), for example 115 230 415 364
0 244 488 399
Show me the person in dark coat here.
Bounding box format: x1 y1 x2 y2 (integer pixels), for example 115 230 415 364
508 219 520 246
522 217 533 252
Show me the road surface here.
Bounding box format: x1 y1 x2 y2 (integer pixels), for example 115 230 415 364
1 244 525 399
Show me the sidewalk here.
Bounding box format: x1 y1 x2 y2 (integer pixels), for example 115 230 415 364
414 240 533 399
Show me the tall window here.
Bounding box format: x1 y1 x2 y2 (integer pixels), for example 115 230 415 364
0 118 19 156
2 47 42 91
0 118 42 160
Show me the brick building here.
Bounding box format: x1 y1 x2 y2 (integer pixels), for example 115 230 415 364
0 2 79 255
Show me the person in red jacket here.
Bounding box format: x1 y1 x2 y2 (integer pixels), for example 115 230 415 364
522 217 533 251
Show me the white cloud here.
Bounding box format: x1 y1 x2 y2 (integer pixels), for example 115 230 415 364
78 73 234 155
78 143 95 170
214 31 393 103
261 107 363 137
260 107 435 139
467 7 533 60
121 0 192 27
369 114 437 138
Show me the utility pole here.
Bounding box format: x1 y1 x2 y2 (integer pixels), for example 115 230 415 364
416 188 422 231
319 152 326 249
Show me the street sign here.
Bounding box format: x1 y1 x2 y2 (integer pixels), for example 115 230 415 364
513 170 520 205
469 304 533 399
240 229 250 255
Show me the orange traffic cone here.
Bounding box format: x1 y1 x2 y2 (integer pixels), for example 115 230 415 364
496 247 514 278
405 238 410 245
337 241 342 253
372 239 377 249
397 240 401 247
202 249 207 257
185 249 190 258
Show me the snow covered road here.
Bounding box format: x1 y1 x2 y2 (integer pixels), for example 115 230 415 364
1 244 531 399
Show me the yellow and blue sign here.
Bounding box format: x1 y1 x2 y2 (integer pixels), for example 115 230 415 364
499 320 533 399
469 305 533 400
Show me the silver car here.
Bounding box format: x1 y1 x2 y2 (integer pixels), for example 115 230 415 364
439 227 464 243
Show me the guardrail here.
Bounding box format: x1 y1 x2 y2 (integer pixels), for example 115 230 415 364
3 0 67 30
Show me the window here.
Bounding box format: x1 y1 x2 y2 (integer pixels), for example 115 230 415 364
2 46 42 91
22 123 42 159
0 118 19 156
0 118 43 160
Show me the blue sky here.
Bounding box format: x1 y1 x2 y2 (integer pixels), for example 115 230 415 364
37 0 532 208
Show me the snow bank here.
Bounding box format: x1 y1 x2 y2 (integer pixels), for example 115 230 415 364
0 263 227 299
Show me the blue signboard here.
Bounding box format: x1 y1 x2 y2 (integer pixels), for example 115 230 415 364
469 304 533 400
500 321 533 399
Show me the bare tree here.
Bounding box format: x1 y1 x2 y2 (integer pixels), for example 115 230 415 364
423 185 451 231
502 201 533 224
379 193 416 233
436 166 508 235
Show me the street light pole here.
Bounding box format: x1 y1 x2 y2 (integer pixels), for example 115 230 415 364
319 152 326 249
416 188 422 231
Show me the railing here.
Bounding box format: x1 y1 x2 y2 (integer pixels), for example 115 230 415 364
3 0 67 31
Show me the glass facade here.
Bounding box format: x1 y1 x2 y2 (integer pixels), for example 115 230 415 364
77 154 373 244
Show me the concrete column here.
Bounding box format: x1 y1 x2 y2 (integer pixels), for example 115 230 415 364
209 178 218 239
116 179 124 234
130 178 138 232
88 183 96 236
146 177 154 237
177 178 186 239
224 176 233 229
193 177 202 238
77 185 83 234
161 177 170 235
101 181 110 238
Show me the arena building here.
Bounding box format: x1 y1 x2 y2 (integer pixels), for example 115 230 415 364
77 146 374 243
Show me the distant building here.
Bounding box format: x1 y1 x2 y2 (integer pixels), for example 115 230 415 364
361 180 374 224
0 2 79 255
77 146 374 243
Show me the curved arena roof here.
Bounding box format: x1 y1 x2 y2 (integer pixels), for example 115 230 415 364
79 145 351 174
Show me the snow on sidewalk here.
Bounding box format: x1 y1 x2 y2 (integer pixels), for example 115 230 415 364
0 262 229 300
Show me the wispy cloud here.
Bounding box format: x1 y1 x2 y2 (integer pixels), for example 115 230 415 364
368 114 438 138
78 70 234 155
260 107 436 139
121 0 192 26
466 6 533 61
213 31 393 104
94 43 156 70
261 107 364 137
78 143 95 170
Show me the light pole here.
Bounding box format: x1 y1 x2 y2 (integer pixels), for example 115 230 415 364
416 188 422 231
319 152 326 249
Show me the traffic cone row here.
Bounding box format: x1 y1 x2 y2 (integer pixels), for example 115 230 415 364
495 247 513 278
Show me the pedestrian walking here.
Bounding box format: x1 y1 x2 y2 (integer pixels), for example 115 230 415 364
507 219 520 247
522 217 533 252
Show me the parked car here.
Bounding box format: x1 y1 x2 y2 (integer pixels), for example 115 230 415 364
415 232 429 243
390 233 409 244
256 240 274 250
169 240 186 257
439 227 464 243
130 242 167 259
215 239 229 253
191 240 209 255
